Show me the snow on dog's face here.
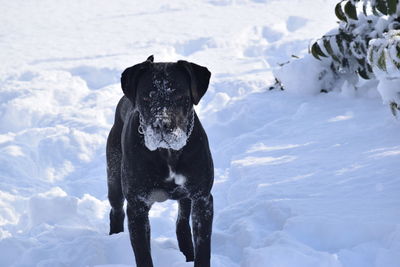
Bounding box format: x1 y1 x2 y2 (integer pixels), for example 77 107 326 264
135 64 193 151
121 56 211 151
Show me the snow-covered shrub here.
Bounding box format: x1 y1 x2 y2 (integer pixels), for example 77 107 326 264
368 29 400 114
276 0 400 116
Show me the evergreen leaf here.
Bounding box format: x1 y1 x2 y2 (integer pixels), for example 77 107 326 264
323 38 335 55
358 67 370 79
356 57 365 66
391 58 400 69
377 50 387 71
396 44 400 59
376 0 388 15
324 38 341 62
342 32 354 42
368 47 375 65
336 35 345 55
387 0 398 15
335 2 348 22
344 1 358 20
390 102 398 116
311 42 327 60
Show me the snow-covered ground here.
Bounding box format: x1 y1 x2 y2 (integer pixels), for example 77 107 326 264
1 0 399 266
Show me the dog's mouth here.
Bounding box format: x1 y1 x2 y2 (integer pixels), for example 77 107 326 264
138 111 194 151
141 125 188 151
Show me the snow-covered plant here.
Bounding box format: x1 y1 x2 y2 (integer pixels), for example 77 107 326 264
312 0 399 77
368 29 400 72
368 30 400 114
309 0 400 115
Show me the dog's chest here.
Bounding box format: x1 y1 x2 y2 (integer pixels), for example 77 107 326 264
148 163 188 202
165 166 186 185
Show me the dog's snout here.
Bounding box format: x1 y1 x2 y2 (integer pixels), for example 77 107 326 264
153 118 171 131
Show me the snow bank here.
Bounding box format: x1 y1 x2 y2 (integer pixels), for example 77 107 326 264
274 55 336 95
276 6 400 116
1 0 399 266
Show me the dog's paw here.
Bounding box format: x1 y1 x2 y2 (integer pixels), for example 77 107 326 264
109 225 124 235
183 250 194 262
109 208 125 235
185 255 194 262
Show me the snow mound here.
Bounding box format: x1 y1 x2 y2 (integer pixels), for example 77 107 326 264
1 0 399 266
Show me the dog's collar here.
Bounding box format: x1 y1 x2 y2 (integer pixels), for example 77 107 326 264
138 114 145 135
186 108 195 139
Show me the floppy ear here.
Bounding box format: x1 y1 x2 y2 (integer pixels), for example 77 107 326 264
177 60 211 105
121 55 154 103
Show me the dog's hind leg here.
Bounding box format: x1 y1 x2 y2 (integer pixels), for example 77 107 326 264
176 198 195 262
107 125 125 235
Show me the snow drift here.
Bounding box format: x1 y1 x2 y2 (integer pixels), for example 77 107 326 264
0 0 399 266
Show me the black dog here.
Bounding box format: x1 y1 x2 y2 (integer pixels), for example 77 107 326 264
106 55 214 267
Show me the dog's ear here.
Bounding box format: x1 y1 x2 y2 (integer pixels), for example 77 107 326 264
121 56 154 103
177 60 211 105
146 55 154 62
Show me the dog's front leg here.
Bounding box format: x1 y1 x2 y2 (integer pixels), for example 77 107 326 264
176 198 194 262
126 198 153 267
191 194 213 267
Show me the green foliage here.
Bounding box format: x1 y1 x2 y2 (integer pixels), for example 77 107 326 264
374 0 399 15
377 50 387 71
311 0 400 79
388 0 398 15
344 1 358 20
390 101 400 116
376 0 389 15
309 0 400 115
311 42 327 60
368 30 400 72
335 2 348 22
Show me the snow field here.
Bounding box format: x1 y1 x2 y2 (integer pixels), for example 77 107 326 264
1 0 399 266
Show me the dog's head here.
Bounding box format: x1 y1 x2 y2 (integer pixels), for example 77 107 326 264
121 55 211 151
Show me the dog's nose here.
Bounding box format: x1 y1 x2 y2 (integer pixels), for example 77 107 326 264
153 118 171 132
